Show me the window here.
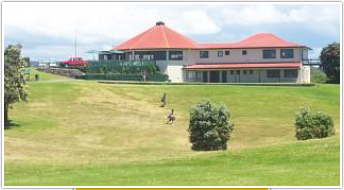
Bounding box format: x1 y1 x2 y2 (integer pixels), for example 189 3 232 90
153 51 167 60
243 70 247 75
242 50 247 55
230 70 234 75
225 51 230 56
236 70 240 74
222 71 227 82
202 71 208 82
250 70 253 74
267 70 280 78
217 51 223 57
284 69 298 78
263 50 276 59
169 51 183 60
200 51 209 58
281 49 294 59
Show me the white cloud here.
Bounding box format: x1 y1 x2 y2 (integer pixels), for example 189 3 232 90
3 2 219 44
3 2 340 60
218 4 340 36
169 10 220 35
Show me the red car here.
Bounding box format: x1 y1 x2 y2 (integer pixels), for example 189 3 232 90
60 57 87 67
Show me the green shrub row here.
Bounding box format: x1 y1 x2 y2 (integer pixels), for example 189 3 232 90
76 73 168 82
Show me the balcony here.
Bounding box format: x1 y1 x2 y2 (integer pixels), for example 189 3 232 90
302 59 321 66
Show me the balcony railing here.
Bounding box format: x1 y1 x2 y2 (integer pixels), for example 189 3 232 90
302 59 321 66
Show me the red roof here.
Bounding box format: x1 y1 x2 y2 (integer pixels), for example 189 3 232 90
184 62 301 70
197 33 307 49
114 22 308 50
115 22 198 50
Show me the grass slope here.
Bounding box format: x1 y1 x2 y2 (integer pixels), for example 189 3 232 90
4 69 340 186
5 137 339 186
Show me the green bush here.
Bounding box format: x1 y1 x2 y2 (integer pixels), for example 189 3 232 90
295 108 334 140
76 73 168 82
189 101 234 151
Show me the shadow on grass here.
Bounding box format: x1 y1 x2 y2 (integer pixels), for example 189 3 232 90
4 120 20 130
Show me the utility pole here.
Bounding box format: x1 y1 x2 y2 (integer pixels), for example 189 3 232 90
74 31 77 57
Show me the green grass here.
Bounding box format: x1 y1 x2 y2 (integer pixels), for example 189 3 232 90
4 69 340 186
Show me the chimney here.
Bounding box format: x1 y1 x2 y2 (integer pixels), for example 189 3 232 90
156 21 165 26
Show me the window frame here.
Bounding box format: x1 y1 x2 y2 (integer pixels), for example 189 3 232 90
267 69 280 78
280 49 294 59
284 69 298 78
225 51 230 56
263 49 276 59
200 51 209 59
217 51 224 57
169 51 183 60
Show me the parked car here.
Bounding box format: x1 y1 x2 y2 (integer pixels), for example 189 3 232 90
60 57 87 67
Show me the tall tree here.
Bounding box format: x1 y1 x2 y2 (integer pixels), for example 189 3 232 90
4 45 28 122
320 42 340 84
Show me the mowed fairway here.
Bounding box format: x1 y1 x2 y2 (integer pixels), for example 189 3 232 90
4 70 340 186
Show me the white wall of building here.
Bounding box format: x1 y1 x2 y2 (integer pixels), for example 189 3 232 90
186 68 302 83
186 48 306 64
122 48 309 83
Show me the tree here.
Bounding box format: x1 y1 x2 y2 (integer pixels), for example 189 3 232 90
320 42 340 84
188 101 234 151
4 45 28 122
23 57 31 67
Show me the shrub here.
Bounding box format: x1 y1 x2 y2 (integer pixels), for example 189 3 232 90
310 66 327 83
188 101 234 151
295 108 334 140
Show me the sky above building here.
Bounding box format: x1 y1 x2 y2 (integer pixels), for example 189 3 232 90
3 2 341 61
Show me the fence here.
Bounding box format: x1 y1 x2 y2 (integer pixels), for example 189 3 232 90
86 60 158 74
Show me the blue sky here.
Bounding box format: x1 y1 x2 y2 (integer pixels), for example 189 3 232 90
3 2 341 61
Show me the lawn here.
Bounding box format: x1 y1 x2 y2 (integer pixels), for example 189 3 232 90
4 69 340 186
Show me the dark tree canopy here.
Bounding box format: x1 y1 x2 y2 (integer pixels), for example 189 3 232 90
4 45 28 122
320 42 340 84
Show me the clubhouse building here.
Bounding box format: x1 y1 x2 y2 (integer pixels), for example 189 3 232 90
107 21 311 83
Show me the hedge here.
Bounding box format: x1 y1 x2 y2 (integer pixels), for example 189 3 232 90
76 73 168 82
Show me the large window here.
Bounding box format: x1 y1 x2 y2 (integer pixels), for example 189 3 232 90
218 51 223 57
153 51 167 60
281 49 294 59
169 51 183 60
284 69 298 78
134 51 167 60
200 51 209 58
267 70 280 78
263 50 276 59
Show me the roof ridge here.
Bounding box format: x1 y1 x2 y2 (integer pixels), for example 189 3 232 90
160 26 170 48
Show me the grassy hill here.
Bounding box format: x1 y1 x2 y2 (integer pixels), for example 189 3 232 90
4 69 340 186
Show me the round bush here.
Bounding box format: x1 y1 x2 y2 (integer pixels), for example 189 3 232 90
188 101 234 151
295 108 334 140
